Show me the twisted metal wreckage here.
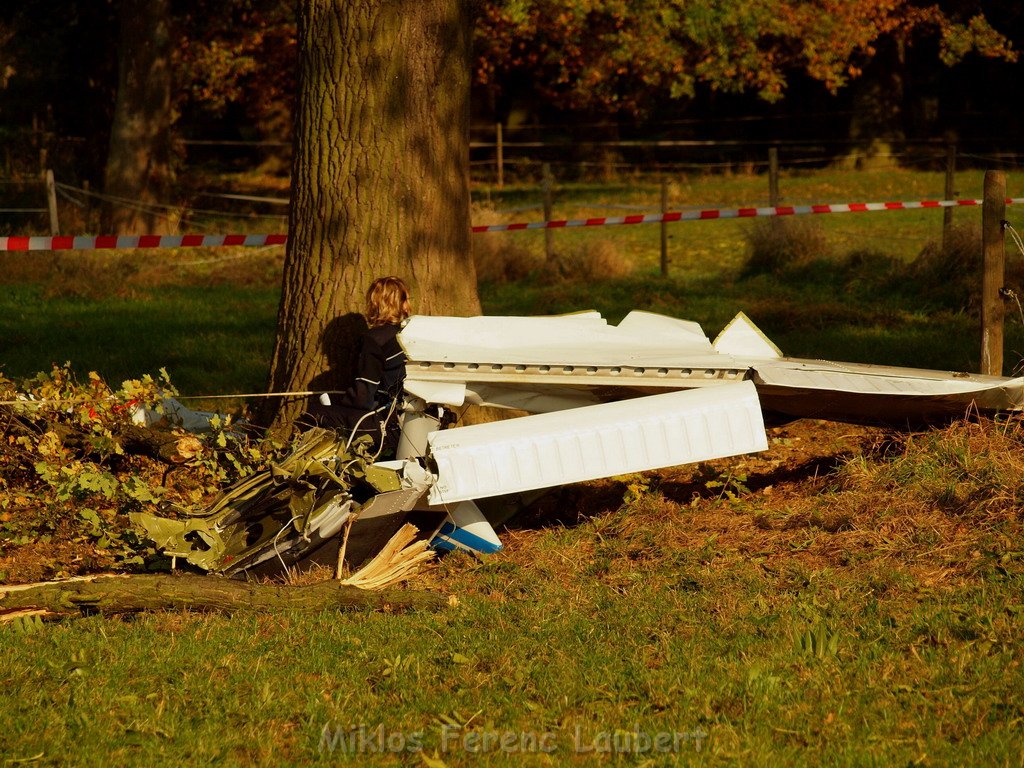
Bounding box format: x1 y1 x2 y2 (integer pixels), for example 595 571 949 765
132 311 1024 576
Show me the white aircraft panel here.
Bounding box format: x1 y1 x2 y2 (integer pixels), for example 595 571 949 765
712 312 783 358
426 381 767 504
403 378 467 407
753 358 1023 396
616 310 711 345
400 311 725 368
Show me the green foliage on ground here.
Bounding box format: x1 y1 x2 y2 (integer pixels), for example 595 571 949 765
0 366 283 576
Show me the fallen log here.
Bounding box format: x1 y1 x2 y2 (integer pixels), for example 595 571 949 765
117 424 204 464
0 573 447 620
4 410 203 466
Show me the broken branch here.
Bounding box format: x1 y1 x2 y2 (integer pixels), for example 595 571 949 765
0 573 447 620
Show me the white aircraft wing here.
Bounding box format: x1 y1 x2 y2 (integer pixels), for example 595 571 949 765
400 311 1024 424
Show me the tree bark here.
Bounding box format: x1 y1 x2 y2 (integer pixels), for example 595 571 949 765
260 0 481 432
843 37 906 169
0 573 447 620
116 425 204 464
4 412 201 466
101 0 174 234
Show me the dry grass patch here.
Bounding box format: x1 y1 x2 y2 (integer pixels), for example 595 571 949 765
470 203 543 283
0 247 285 296
743 217 830 276
472 233 542 283
550 239 635 281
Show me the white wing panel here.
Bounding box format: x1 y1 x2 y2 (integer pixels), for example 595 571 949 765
753 358 1022 396
400 311 725 368
426 381 767 504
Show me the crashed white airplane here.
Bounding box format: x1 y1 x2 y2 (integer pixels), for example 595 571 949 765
133 311 1024 575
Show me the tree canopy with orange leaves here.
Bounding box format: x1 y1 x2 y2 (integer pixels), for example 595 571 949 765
474 0 1017 114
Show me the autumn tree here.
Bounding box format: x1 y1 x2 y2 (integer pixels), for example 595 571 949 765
0 2 118 181
473 0 1016 117
260 0 481 431
174 0 297 167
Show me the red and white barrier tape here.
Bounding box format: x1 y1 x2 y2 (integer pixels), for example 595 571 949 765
470 197 1024 233
0 233 287 252
1 197 1021 251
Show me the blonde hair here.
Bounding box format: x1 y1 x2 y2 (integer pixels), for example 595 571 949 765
365 276 411 328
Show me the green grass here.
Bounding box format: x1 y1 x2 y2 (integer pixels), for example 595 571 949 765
5 272 1017 399
2 166 1021 394
475 167 997 275
0 283 279 400
1 500 1022 766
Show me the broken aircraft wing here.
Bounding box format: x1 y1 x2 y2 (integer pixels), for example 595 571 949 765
400 310 1024 425
426 383 767 504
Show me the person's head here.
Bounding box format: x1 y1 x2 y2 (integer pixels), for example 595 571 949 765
365 276 412 328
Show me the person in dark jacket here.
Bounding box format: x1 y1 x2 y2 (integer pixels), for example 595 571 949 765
299 276 412 455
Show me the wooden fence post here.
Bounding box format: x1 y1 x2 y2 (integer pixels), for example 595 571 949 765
660 177 669 277
980 170 1006 376
542 163 554 261
496 122 504 189
768 147 780 207
768 147 780 235
943 144 956 248
45 168 60 236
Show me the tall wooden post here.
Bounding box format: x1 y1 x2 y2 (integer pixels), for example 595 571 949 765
980 170 1006 376
768 147 780 235
768 147 780 207
45 169 60 236
943 144 956 248
542 163 554 261
496 122 504 189
82 179 92 231
660 177 669 277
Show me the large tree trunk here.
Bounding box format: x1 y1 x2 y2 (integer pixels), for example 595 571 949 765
101 0 174 234
260 0 481 432
842 37 906 170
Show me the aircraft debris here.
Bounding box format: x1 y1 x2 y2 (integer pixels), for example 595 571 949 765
133 310 1024 577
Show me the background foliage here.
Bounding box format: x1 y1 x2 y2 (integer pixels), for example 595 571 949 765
0 0 1021 189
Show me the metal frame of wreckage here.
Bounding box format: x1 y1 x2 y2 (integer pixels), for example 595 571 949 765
407 360 750 388
132 381 769 577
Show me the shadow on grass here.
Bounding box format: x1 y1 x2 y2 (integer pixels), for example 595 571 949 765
501 451 858 536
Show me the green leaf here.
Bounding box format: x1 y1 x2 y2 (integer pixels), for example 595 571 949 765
7 614 46 635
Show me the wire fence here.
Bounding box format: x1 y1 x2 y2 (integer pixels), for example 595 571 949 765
2 129 1021 252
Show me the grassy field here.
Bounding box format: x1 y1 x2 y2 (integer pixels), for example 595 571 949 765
2 167 1024 766
473 165 994 273
2 420 1023 766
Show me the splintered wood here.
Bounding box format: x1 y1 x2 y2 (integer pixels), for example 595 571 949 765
341 523 436 591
